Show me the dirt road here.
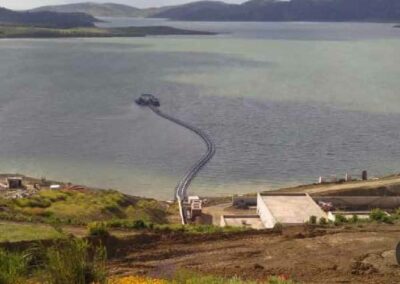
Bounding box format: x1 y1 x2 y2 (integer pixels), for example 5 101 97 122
275 174 400 196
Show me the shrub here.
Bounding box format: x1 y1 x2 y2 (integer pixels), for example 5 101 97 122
334 214 347 225
272 222 283 233
42 238 107 284
350 215 359 223
14 197 51 208
0 249 29 284
369 209 387 222
319 217 328 225
87 222 110 238
309 215 317 225
106 219 152 230
394 208 400 217
381 215 395 224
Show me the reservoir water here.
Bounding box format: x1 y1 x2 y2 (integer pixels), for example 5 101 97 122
0 20 400 199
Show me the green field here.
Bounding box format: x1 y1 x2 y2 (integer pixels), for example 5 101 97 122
0 189 172 225
0 222 62 243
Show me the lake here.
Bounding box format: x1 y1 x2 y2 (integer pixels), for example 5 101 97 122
0 19 399 199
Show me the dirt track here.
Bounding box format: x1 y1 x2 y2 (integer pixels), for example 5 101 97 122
108 225 400 284
276 174 400 196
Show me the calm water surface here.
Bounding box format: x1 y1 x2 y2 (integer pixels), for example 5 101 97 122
0 20 399 199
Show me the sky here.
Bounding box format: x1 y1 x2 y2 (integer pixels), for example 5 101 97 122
1 0 247 10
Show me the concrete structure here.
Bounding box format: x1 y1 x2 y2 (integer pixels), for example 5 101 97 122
257 193 327 228
232 196 257 208
220 215 264 230
6 177 23 189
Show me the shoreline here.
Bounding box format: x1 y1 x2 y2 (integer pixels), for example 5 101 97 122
0 25 216 39
2 171 400 202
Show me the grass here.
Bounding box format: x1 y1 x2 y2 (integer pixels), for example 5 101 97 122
100 219 248 235
0 238 107 284
0 189 171 226
0 222 63 243
0 249 29 284
153 224 248 234
42 239 107 284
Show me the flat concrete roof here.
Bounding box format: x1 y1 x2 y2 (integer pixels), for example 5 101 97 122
222 215 265 230
260 194 327 224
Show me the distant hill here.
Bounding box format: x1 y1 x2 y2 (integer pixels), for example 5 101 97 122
153 1 239 21
0 7 98 28
31 2 170 18
153 0 400 22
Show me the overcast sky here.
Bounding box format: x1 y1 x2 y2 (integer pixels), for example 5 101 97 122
1 0 247 10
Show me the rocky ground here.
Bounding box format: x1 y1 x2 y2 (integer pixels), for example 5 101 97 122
108 224 400 284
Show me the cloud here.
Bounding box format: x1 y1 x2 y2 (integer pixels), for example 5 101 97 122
2 0 246 10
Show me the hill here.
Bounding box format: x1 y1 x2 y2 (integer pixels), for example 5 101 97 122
154 1 240 21
153 0 400 22
31 2 169 18
0 7 98 28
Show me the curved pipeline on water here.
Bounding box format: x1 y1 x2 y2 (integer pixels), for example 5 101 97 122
148 105 216 224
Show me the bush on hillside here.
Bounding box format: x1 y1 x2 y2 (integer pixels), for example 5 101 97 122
43 238 107 284
87 222 110 238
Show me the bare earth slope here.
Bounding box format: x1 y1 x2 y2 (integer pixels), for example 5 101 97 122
109 225 400 284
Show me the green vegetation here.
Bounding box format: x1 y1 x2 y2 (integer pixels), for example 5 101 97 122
0 25 214 39
87 222 110 238
42 239 107 284
0 189 171 225
153 224 247 234
369 208 394 224
0 243 295 284
350 214 359 223
309 215 317 225
0 222 63 243
99 220 248 235
0 249 29 284
319 217 328 225
272 222 283 233
0 238 107 284
334 214 348 225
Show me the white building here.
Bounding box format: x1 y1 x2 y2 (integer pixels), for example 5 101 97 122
257 193 328 228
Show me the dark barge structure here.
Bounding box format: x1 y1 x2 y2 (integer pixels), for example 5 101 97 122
135 94 160 107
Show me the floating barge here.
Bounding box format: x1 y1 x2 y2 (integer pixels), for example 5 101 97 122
135 94 160 107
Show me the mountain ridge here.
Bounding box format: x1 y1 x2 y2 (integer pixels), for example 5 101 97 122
31 2 171 18
153 0 400 22
0 7 98 28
